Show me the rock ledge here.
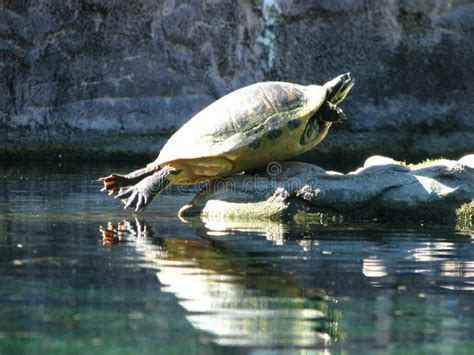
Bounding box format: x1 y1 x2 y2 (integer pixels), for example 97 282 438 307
179 155 474 227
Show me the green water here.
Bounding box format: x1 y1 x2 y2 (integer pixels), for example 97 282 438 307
0 162 473 354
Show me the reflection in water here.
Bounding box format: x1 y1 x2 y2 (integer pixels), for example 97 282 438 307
100 217 474 353
363 257 388 278
2 162 473 353
201 219 288 245
100 219 340 348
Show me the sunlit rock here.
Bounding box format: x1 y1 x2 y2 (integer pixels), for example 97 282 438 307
180 155 474 225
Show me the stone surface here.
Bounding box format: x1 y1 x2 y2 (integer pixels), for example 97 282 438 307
1 0 473 161
179 155 474 224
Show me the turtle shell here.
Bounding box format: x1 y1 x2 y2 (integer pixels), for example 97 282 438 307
155 81 326 165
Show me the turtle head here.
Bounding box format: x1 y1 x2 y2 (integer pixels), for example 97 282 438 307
323 72 354 106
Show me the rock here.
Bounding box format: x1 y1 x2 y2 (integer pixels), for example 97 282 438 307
459 155 474 168
1 1 473 161
363 155 402 168
179 155 474 225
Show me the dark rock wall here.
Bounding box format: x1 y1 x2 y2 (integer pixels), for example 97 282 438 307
1 0 473 162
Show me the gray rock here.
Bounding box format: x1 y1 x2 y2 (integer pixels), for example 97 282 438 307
1 1 473 160
179 155 474 224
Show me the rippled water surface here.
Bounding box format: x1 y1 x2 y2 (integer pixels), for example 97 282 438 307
1 162 473 354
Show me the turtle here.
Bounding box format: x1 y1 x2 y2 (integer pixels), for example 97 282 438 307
99 72 354 212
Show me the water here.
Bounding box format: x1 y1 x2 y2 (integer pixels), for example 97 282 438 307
0 162 473 354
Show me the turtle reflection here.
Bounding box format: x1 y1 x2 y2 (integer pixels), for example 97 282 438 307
100 219 341 348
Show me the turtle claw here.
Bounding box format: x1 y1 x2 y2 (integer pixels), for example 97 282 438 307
337 109 347 122
116 186 150 213
124 192 138 210
135 195 145 212
99 174 132 195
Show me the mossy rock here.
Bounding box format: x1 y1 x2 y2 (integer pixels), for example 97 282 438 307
457 202 474 231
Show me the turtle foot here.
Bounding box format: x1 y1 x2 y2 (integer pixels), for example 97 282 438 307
115 186 151 212
99 174 132 195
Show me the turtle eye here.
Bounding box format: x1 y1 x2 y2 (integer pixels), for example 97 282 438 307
327 82 343 103
341 72 351 82
330 73 354 105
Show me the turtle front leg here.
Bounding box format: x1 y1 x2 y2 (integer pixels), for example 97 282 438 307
319 100 346 123
115 166 182 212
